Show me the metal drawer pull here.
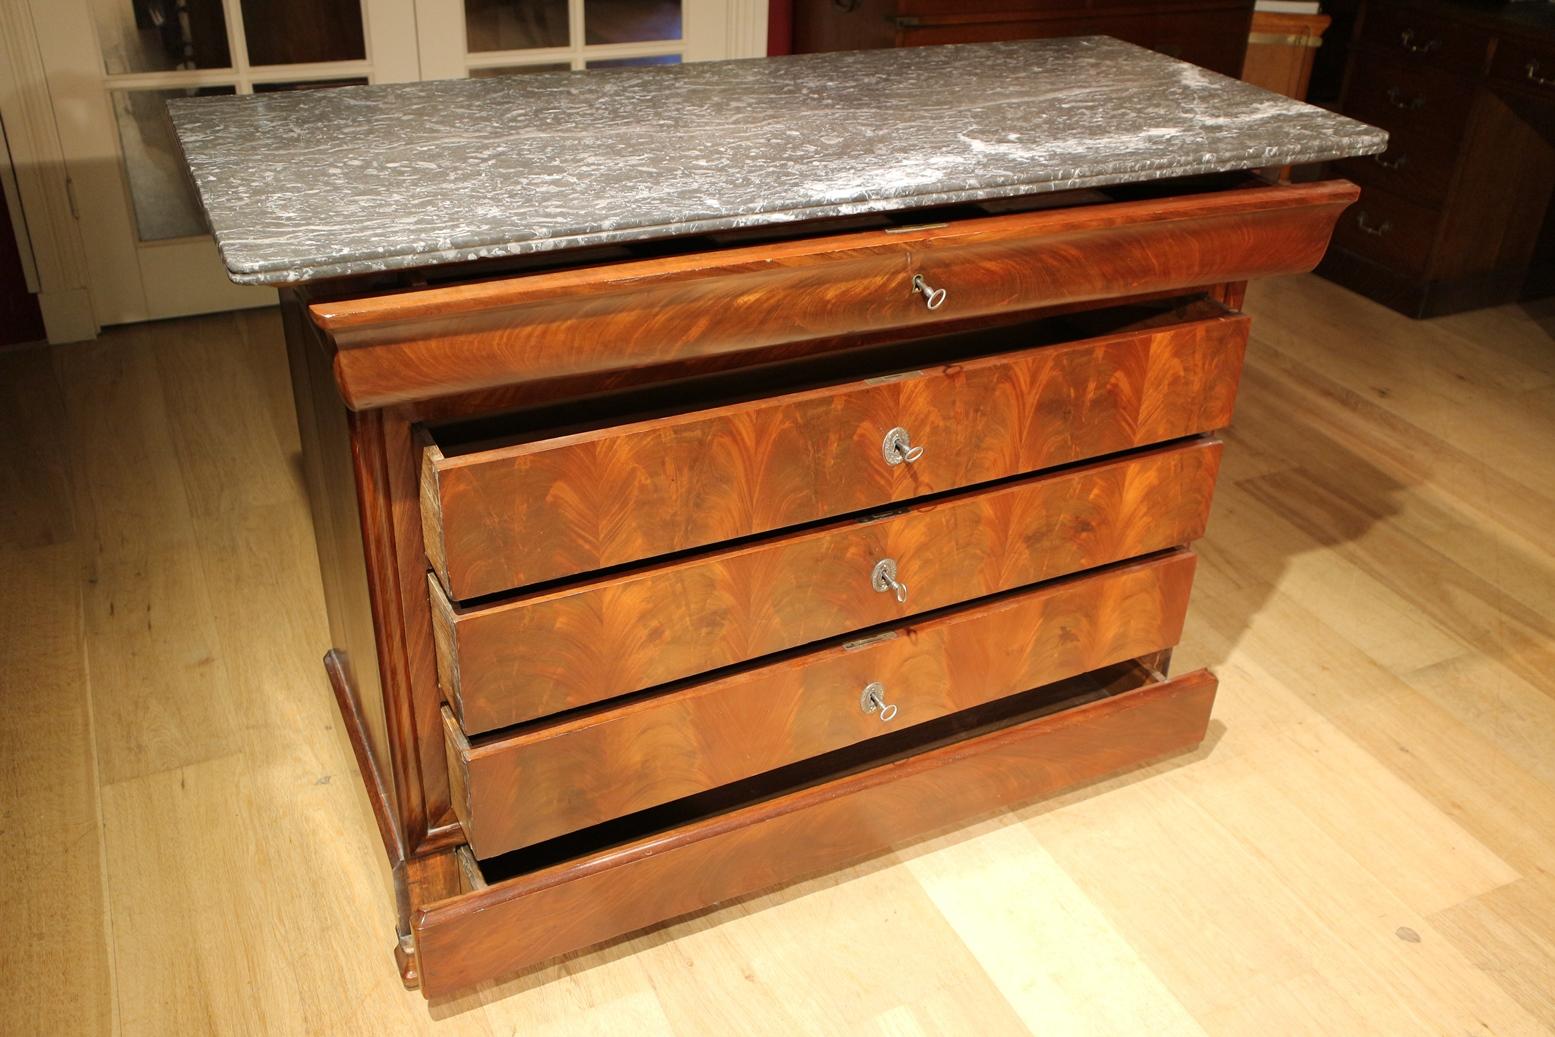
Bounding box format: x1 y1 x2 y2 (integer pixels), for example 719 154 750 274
1373 152 1409 171
860 681 898 722
1385 87 1425 111
871 558 908 603
1356 212 1392 237
1399 29 1441 55
1528 60 1555 87
911 274 947 310
881 426 924 465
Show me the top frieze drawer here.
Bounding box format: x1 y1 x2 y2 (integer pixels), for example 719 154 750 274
308 181 1360 411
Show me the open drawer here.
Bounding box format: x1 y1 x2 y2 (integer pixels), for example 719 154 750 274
413 656 1218 996
420 301 1247 600
444 549 1199 857
434 438 1223 733
310 178 1358 410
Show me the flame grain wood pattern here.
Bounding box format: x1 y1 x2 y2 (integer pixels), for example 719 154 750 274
445 550 1197 858
308 180 1355 409
421 312 1248 601
434 439 1222 733
414 663 1220 994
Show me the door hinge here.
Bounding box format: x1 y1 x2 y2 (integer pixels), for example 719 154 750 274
64 176 80 220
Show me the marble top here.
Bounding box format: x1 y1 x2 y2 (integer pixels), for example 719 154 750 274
169 38 1386 286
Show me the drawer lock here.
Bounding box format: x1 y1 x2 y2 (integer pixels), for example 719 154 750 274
882 426 925 465
871 558 909 603
860 681 899 722
911 273 947 310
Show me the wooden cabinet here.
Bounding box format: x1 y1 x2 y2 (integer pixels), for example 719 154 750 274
1320 0 1555 317
792 0 1256 78
283 172 1358 995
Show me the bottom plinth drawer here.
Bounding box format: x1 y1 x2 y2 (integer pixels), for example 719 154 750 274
413 656 1218 996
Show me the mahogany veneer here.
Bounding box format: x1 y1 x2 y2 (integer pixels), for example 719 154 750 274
446 550 1198 857
415 662 1220 998
434 439 1223 733
283 172 1357 996
420 310 1246 600
310 181 1352 409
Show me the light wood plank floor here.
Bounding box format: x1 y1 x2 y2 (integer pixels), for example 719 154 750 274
5 273 1555 1035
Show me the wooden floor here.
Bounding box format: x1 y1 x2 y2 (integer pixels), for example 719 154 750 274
5 273 1555 1034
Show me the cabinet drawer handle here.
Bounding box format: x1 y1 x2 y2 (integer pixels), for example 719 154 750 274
1356 212 1392 237
860 681 898 722
911 273 947 310
1385 87 1425 111
1527 60 1555 87
871 558 908 603
1373 152 1409 171
1399 29 1441 55
881 426 925 465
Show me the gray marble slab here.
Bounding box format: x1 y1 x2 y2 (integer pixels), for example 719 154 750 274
169 37 1386 285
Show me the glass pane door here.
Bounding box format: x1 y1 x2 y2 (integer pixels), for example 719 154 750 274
36 0 417 324
419 0 760 80
464 0 684 73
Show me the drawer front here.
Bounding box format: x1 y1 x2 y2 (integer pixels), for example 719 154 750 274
445 549 1197 858
312 181 1357 409
1333 122 1458 208
417 660 1218 995
422 314 1247 600
435 439 1222 733
1329 184 1441 277
1344 55 1474 145
1490 36 1555 97
1356 3 1490 78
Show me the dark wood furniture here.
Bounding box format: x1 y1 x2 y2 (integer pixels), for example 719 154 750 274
281 172 1359 996
792 0 1256 76
1321 0 1555 317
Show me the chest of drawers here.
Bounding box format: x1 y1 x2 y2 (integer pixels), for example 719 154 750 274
170 39 1382 999
287 175 1359 994
1321 0 1555 316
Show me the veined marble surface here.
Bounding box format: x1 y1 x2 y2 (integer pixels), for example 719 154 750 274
170 38 1386 285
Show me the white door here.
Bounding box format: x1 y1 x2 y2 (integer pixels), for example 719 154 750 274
27 0 764 327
